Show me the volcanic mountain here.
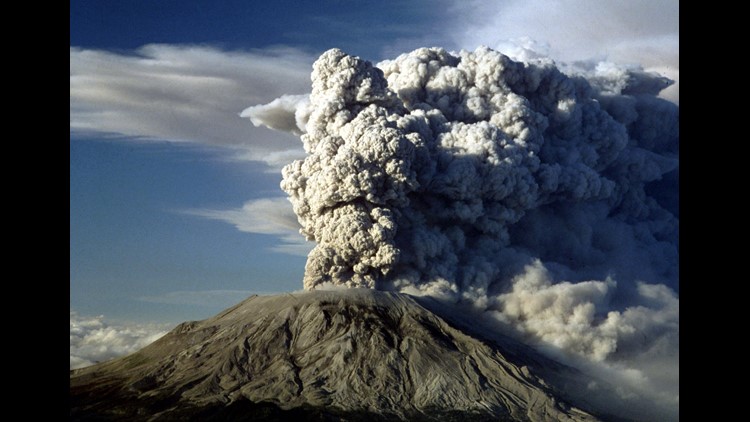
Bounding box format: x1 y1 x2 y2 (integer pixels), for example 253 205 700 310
70 289 621 421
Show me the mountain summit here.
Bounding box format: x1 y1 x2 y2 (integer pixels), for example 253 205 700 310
70 289 606 421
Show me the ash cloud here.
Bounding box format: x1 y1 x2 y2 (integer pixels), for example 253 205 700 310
244 46 678 419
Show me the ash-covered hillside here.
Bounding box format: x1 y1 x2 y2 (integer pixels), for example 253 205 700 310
71 289 614 421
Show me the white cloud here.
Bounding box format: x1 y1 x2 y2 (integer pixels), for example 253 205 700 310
240 94 310 135
70 44 314 168
70 44 319 260
229 148 308 171
183 197 313 256
70 311 172 370
449 0 678 102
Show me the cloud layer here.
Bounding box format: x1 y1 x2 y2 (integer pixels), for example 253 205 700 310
70 44 314 167
184 197 313 256
70 311 171 370
450 0 679 103
246 46 678 420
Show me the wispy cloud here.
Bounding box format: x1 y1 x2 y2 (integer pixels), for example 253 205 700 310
70 311 172 370
70 44 314 168
183 197 313 256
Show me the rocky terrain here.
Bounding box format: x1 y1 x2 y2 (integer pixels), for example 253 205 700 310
71 289 612 421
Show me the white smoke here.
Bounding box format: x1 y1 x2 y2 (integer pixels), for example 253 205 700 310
490 260 678 363
243 46 678 419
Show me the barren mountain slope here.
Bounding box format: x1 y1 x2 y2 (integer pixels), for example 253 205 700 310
71 289 602 421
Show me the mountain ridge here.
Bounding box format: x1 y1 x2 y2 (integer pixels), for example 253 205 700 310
70 289 605 421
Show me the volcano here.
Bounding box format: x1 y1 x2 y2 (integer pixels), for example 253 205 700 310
69 289 631 421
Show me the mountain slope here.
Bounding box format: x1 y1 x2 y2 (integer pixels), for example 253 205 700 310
70 289 601 421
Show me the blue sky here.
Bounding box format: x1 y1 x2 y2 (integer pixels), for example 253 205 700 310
70 0 678 327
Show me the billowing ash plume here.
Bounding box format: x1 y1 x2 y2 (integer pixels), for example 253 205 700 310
243 46 678 414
